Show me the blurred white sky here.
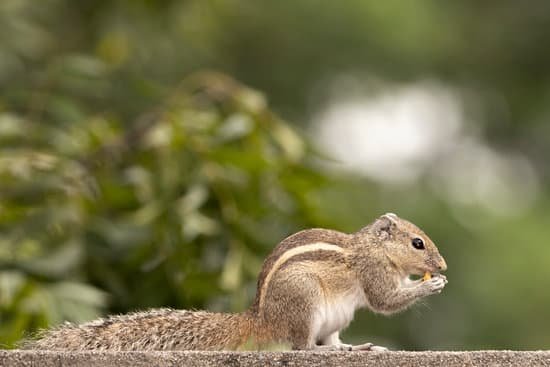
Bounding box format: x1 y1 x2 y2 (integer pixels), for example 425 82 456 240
313 77 540 218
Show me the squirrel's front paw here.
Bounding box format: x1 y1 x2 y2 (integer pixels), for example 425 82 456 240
422 274 447 295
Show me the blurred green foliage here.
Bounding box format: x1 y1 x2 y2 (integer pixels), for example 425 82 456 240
0 70 330 347
2 0 550 351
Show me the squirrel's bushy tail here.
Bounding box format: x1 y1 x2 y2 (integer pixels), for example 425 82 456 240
21 308 254 351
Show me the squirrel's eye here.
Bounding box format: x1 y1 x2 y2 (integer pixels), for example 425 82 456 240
411 238 425 250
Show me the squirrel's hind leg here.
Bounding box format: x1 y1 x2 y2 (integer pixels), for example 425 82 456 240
262 271 323 350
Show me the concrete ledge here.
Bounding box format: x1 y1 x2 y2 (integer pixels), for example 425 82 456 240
2 350 550 367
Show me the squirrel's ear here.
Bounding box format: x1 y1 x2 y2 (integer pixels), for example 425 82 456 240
382 212 399 222
372 213 397 240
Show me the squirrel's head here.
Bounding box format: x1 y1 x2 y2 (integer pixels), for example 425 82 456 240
357 213 447 276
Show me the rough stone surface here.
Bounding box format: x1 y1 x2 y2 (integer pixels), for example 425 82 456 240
1 350 550 367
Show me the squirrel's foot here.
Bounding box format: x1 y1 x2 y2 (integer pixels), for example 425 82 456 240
313 342 388 352
351 342 388 352
313 343 353 351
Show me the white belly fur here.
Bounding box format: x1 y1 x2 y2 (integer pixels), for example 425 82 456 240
311 284 367 343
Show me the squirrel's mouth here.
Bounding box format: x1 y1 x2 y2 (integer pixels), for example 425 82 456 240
409 268 429 276
409 265 441 277
416 263 446 275
409 272 440 281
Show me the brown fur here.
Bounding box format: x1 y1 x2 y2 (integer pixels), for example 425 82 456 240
249 229 351 313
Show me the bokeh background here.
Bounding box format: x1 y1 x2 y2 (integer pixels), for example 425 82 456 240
1 0 550 350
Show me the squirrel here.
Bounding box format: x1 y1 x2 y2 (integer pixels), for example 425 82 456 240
22 213 447 351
